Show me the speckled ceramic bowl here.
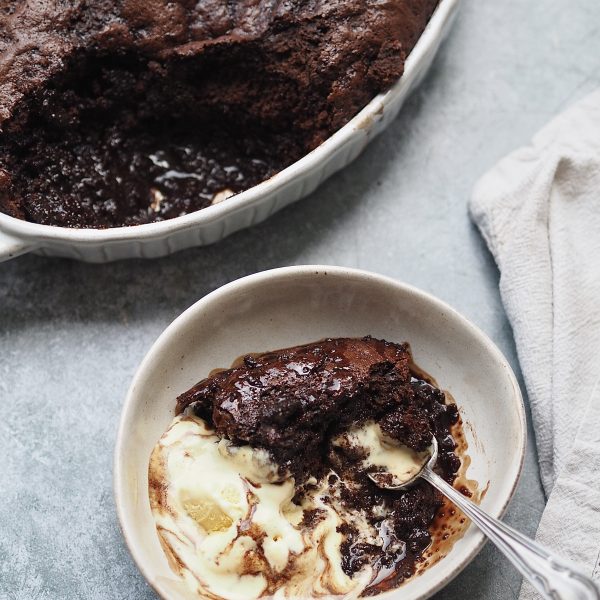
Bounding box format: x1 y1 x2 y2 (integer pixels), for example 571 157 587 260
114 265 526 600
0 0 458 263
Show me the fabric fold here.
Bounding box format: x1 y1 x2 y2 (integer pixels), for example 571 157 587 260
470 89 600 595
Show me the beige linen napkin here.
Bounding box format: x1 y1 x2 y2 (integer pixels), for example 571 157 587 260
469 90 600 594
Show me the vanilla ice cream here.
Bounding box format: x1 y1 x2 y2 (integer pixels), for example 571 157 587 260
149 415 375 600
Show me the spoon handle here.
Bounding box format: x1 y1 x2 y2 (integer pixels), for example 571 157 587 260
421 468 600 600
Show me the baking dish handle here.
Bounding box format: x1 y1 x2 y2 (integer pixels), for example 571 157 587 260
0 230 36 262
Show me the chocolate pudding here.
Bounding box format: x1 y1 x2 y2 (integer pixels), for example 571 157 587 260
0 1 438 228
149 337 470 598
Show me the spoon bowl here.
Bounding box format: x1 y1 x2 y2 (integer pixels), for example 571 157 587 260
368 437 439 490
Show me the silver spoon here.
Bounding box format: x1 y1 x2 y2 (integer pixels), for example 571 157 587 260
368 437 599 600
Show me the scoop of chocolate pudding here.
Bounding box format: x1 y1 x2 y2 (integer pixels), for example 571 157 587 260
177 337 438 480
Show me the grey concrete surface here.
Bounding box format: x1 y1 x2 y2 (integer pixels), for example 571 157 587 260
2 1 600 598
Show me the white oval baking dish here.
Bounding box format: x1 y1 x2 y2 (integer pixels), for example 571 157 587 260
0 0 458 263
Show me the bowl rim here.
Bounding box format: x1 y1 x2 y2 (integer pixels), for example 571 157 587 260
0 0 459 246
114 264 527 600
